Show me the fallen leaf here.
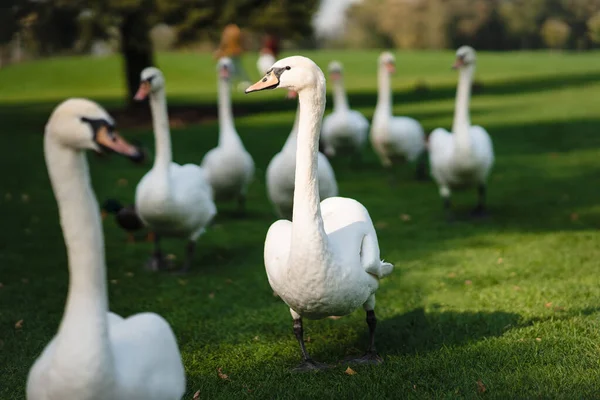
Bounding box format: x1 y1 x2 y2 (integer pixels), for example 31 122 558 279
178 279 188 286
375 221 388 229
253 336 259 341
305 336 312 343
15 319 24 329
5 193 12 201
110 279 118 284
217 368 229 380
328 316 342 320
21 278 29 284
464 280 472 285
400 214 411 222
544 302 552 308
117 178 128 187
166 254 176 261
21 193 30 203
497 257 503 264
447 272 456 278
476 380 486 393
192 390 201 399
513 285 521 291
208 292 215 299
225 279 233 284
517 338 524 342
535 337 542 342
0 283 3 289
549 152 559 158
344 367 356 375
125 272 134 278
570 213 579 221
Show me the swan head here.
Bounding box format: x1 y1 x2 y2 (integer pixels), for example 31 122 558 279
46 98 143 161
217 57 234 80
245 55 324 95
378 51 396 74
453 46 476 69
328 61 343 81
134 67 165 101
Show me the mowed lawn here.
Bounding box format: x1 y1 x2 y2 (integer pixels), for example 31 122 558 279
1 49 600 399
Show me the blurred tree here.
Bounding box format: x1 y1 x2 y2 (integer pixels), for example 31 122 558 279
541 18 571 49
560 0 600 49
587 11 600 43
498 0 547 49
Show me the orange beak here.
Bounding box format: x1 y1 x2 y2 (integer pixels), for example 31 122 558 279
452 58 465 70
245 72 280 93
95 126 143 160
134 81 151 101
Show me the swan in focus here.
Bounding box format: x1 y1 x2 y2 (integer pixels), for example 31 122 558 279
201 57 255 213
246 56 393 371
27 98 185 400
321 61 369 159
134 67 216 272
371 52 426 180
428 46 494 217
266 94 338 219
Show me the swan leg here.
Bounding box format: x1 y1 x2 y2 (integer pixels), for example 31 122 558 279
145 234 167 271
290 310 329 372
345 297 383 365
180 240 196 273
471 184 488 218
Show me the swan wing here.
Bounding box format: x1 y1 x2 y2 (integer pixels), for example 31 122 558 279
264 219 293 293
266 152 295 218
110 312 185 400
470 125 495 178
390 116 426 161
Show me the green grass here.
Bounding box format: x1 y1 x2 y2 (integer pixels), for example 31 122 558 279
2 49 600 399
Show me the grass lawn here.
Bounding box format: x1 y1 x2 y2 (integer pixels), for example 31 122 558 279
1 49 600 399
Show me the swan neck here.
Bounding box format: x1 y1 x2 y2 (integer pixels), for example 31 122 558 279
332 78 349 113
452 66 474 136
374 67 392 122
149 89 172 172
218 77 241 147
44 136 113 369
292 83 328 249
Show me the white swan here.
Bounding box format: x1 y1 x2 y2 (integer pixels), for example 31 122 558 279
246 56 393 371
321 61 369 158
370 52 426 179
428 46 494 216
27 98 185 400
257 52 276 75
201 58 255 212
266 95 338 219
134 67 216 272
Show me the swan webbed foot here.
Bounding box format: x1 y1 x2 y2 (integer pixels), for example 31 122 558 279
344 309 384 365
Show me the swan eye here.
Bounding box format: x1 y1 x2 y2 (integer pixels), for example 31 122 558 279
285 66 291 70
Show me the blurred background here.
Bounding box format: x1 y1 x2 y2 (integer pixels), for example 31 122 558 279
2 0 600 104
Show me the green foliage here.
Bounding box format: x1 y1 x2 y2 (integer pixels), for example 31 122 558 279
2 50 600 398
587 11 600 43
541 18 571 49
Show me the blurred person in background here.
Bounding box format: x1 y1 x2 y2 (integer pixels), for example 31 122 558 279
214 23 251 90
257 33 280 75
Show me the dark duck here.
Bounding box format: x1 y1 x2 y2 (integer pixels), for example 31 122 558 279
101 199 151 243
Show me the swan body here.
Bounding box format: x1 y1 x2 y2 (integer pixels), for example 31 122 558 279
428 46 494 213
134 67 216 270
201 58 255 209
370 52 425 167
321 61 369 158
28 98 185 400
246 56 392 369
266 100 338 219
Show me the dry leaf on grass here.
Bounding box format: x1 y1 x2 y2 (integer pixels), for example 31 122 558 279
375 221 388 229
513 285 521 291
192 390 200 399
208 292 215 299
117 178 128 187
110 279 118 285
464 280 472 285
570 213 579 221
125 272 134 278
166 254 177 261
21 194 30 203
535 337 542 342
544 302 552 308
447 272 456 278
476 380 486 393
328 316 342 320
225 279 233 284
344 367 356 375
0 283 3 289
15 319 24 329
497 257 503 264
178 279 188 286
400 214 411 222
217 368 229 380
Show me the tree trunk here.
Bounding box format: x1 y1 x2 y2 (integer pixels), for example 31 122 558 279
119 10 154 109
